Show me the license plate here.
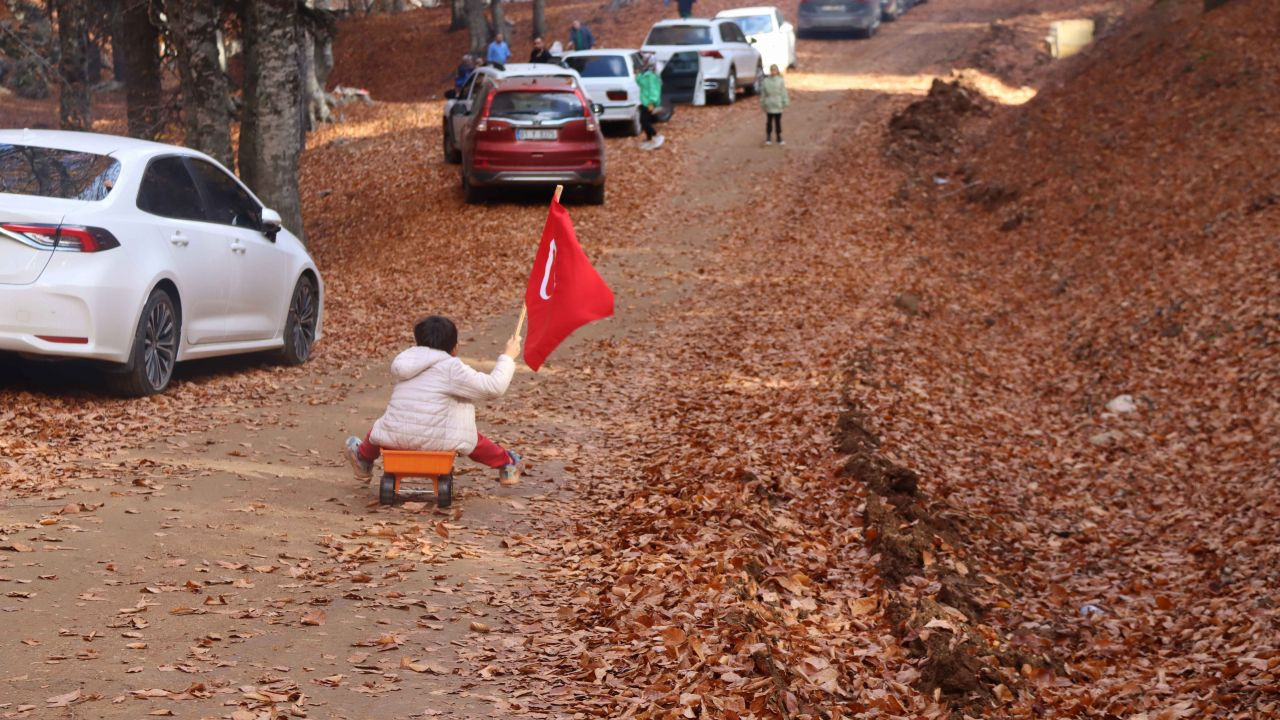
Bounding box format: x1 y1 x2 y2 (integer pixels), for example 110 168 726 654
516 129 557 141
821 4 843 10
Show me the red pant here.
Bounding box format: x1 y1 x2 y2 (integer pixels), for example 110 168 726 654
357 432 511 469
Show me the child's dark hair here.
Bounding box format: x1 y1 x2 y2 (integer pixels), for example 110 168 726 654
413 315 458 351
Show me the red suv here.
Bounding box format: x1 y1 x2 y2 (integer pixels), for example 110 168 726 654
458 76 607 205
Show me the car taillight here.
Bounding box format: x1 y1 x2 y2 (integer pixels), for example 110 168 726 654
700 50 724 59
585 117 598 133
0 223 119 252
606 90 627 101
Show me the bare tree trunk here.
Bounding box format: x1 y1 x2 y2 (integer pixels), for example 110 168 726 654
53 0 91 130
240 0 305 242
465 0 488 54
490 0 505 42
119 0 164 139
449 0 466 31
166 0 233 167
531 0 547 40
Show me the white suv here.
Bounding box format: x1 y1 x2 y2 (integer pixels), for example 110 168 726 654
716 7 797 73
442 63 585 163
641 19 763 104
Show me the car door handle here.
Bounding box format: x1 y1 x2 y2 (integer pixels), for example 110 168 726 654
230 240 247 254
169 232 189 247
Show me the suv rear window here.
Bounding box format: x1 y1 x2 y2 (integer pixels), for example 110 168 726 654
489 91 584 121
645 25 712 45
564 56 628 78
0 144 120 201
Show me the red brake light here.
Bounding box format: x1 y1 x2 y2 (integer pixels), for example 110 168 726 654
606 90 627 101
700 50 724 59
0 223 119 252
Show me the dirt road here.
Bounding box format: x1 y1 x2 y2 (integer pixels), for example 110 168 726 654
2 3 1016 717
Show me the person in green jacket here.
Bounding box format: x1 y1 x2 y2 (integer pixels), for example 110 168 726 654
636 56 665 150
761 64 790 145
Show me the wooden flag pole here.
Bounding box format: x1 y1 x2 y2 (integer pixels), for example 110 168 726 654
514 184 563 340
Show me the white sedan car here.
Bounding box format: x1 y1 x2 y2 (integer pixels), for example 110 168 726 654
561 50 644 136
716 7 797 72
642 18 762 104
0 130 323 396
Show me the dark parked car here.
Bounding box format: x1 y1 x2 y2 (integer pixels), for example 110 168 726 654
457 76 607 205
797 0 882 38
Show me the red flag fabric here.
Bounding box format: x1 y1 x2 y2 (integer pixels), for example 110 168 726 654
522 199 614 371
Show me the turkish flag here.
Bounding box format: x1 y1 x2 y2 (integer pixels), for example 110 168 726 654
522 199 614 371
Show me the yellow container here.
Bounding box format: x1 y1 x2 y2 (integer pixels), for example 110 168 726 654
1047 19 1095 59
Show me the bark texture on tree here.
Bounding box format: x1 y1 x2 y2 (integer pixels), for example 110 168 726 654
465 0 489 54
166 0 233 167
490 0 505 44
119 0 164 139
532 0 547 41
240 0 305 242
54 0 91 130
450 0 466 31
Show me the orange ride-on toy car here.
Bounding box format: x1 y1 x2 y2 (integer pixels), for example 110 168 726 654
379 450 456 508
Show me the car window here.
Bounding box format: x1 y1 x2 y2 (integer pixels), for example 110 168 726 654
0 143 120 201
462 72 480 101
775 9 786 27
564 55 628 78
488 91 584 121
187 159 262 230
721 22 749 43
136 156 205 222
645 25 712 46
730 15 773 36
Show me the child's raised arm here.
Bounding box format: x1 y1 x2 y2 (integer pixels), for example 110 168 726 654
448 352 515 401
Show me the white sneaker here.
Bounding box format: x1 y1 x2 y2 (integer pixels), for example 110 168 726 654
639 140 654 150
779 139 786 145
651 135 665 149
765 139 773 145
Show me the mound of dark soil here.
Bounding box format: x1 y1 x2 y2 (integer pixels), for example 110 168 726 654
886 79 991 162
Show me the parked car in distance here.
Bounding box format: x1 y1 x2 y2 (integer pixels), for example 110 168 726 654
442 63 585 163
561 49 645 136
0 130 323 396
797 0 882 38
715 7 797 72
456 76 606 205
641 18 762 104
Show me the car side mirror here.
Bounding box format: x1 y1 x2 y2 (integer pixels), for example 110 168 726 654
592 103 604 116
261 207 282 241
749 37 758 44
444 89 458 100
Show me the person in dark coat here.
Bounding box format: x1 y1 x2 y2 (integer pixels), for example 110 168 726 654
529 36 554 63
677 0 696 19
568 20 594 50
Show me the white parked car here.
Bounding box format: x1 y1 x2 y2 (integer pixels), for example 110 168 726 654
641 18 762 104
0 130 323 396
442 63 586 163
560 49 645 136
716 7 797 73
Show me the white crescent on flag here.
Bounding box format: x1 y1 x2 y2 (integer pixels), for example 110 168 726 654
538 238 557 300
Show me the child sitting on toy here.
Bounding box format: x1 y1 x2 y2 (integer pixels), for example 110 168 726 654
344 315 524 485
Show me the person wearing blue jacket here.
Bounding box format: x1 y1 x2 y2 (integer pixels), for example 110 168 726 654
568 20 594 50
486 33 511 69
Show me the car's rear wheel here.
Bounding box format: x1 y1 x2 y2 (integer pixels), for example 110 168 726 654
443 123 461 164
744 63 763 96
277 274 318 366
108 288 180 397
721 70 737 105
462 174 483 204
584 184 605 206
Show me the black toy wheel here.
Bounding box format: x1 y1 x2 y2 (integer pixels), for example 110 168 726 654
436 474 453 509
379 474 396 505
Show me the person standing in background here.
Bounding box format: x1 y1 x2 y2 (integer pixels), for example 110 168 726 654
636 55 665 151
761 63 789 145
529 36 554 63
677 0 696 19
487 33 511 70
568 20 594 50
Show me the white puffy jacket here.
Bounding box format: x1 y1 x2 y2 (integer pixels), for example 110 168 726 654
369 347 514 454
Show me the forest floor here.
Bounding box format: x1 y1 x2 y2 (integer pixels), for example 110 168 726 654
1 0 1278 718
